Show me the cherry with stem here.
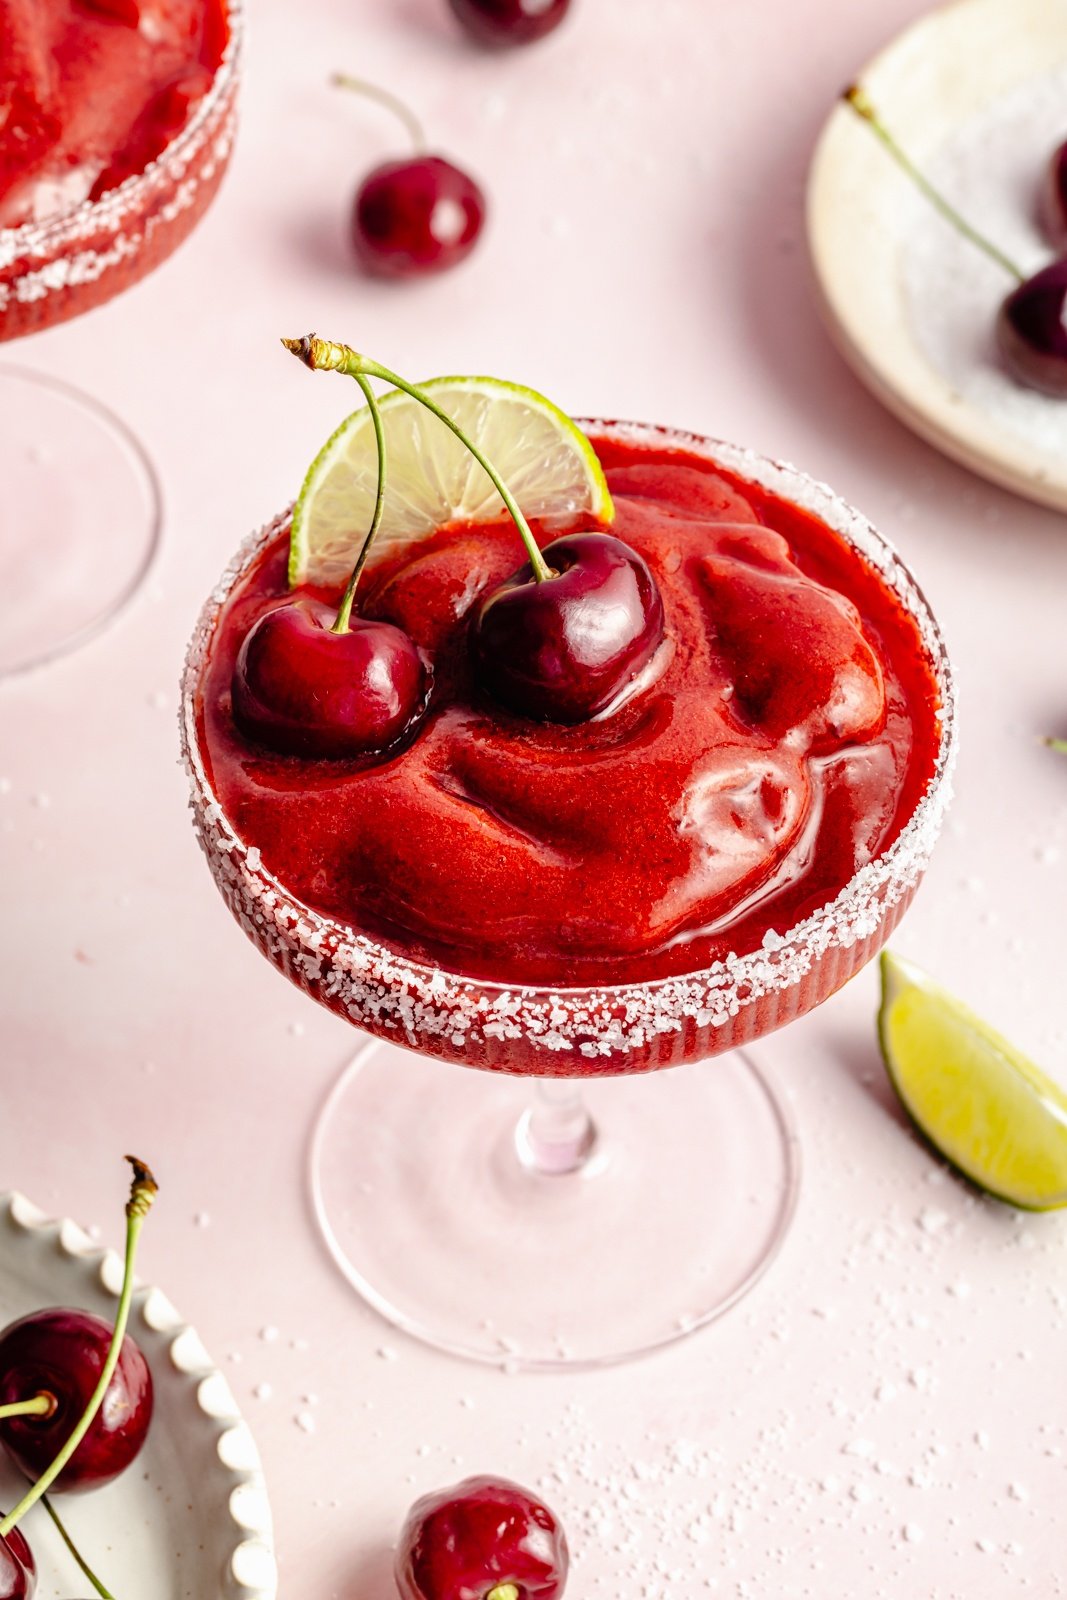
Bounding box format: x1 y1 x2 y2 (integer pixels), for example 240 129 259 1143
843 85 1067 398
0 1157 158 1600
281 335 665 723
333 75 486 278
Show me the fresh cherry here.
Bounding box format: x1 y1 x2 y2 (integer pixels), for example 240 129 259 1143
0 1309 152 1493
334 78 485 278
232 598 428 758
396 1475 569 1600
447 0 571 48
1043 138 1067 249
996 257 1067 397
0 1531 34 1600
472 531 664 722
353 156 485 279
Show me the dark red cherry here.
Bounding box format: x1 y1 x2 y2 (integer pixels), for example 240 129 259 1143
472 531 664 723
447 0 571 47
0 1530 34 1600
352 156 485 278
996 257 1067 397
396 1475 569 1600
232 598 428 758
0 1310 152 1493
1043 138 1067 249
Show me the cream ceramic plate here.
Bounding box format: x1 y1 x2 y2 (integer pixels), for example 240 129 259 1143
0 1192 275 1599
808 0 1067 511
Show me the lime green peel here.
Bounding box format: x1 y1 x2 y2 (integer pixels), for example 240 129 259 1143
878 952 1067 1210
283 336 555 585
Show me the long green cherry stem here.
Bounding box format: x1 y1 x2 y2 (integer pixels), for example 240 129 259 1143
332 75 427 154
331 372 387 633
42 1496 115 1600
0 1398 53 1422
0 1157 158 1539
843 85 1025 284
282 336 555 584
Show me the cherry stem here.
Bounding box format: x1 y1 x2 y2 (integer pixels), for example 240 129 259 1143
842 84 1025 284
282 336 555 584
332 372 387 634
1045 736 1067 754
0 1397 53 1421
485 1588 519 1600
332 75 427 154
42 1495 115 1600
0 1157 158 1538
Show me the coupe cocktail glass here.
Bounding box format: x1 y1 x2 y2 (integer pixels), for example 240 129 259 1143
0 1 242 677
181 422 956 1369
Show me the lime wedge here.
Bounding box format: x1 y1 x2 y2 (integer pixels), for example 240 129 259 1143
289 376 614 588
878 952 1067 1210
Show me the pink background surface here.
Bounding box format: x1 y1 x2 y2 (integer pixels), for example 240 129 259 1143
3 0 1067 1593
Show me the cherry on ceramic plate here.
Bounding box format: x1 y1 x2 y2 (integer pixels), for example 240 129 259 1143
1043 137 1067 249
232 598 428 758
396 1475 569 1600
353 156 486 279
0 1310 152 1494
472 531 665 723
996 257 1067 397
0 1530 34 1600
447 0 571 47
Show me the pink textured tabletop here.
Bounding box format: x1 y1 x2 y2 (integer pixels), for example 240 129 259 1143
3 0 1067 1595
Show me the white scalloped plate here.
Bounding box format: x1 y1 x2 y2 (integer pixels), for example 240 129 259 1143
807 0 1067 511
0 1192 276 1599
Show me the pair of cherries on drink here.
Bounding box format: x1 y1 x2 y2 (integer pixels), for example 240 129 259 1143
233 529 665 758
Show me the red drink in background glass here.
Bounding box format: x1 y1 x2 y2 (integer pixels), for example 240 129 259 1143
0 0 241 340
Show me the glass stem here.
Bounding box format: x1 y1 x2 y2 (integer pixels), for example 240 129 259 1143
516 1079 597 1176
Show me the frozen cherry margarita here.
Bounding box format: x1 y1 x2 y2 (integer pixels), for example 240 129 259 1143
0 0 240 338
183 341 953 1078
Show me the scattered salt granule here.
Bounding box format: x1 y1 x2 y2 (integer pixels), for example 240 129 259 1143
194 1211 211 1229
147 690 168 710
287 1020 305 1037
253 1382 272 1401
31 792 50 809
377 1346 399 1363
294 1411 316 1434
259 1325 279 1343
903 1523 924 1543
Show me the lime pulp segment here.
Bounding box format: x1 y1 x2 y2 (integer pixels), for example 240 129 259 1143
289 376 615 588
878 952 1067 1210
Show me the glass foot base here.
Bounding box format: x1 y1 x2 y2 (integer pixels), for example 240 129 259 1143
0 367 161 678
309 1041 800 1370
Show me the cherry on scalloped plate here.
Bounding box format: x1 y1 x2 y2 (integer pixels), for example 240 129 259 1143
0 1192 275 1600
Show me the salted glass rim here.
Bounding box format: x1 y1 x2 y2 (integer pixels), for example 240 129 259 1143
0 0 244 257
180 418 957 1008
